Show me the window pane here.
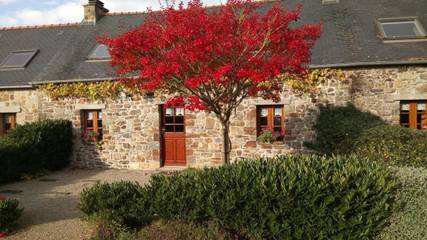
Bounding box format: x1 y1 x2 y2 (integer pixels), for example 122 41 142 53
381 21 422 38
417 103 426 111
400 103 410 111
4 114 11 124
98 111 103 119
85 112 93 128
274 116 282 126
165 108 174 116
1 50 38 68
260 108 268 117
274 107 282 116
175 116 184 124
87 112 94 120
400 113 409 126
165 125 174 132
175 125 184 132
165 116 174 124
260 117 268 126
175 108 184 116
88 44 111 59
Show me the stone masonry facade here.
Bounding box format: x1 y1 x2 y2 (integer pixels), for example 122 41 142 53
0 66 426 169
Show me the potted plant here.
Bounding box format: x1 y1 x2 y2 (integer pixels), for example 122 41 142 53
257 130 285 144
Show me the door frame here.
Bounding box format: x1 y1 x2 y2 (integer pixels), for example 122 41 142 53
159 105 187 167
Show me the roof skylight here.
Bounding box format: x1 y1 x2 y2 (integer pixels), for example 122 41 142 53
87 44 111 61
322 0 339 5
0 50 39 69
378 18 427 41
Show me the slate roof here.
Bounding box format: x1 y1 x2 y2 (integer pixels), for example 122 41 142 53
0 0 426 88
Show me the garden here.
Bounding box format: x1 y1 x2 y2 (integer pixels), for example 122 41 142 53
1 0 426 239
75 104 427 240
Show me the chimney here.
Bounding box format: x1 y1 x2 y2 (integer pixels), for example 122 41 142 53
83 0 109 24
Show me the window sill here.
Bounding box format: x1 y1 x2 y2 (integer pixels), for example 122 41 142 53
257 141 284 146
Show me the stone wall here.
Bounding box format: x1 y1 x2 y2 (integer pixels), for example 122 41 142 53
350 67 427 124
1 66 426 169
0 89 40 124
38 94 163 169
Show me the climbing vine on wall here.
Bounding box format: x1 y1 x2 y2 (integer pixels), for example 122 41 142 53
279 68 346 94
39 69 344 101
39 81 143 101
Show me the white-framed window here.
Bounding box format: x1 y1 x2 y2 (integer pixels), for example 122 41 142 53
0 50 39 70
322 0 339 5
87 44 111 61
377 17 427 41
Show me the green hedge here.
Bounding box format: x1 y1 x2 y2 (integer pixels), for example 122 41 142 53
79 181 146 227
80 155 397 240
0 119 73 184
378 167 427 240
0 199 23 233
305 103 386 155
354 125 427 168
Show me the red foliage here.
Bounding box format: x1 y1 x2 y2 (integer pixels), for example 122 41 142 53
103 0 321 113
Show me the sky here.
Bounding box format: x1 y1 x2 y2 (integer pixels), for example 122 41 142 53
0 0 224 27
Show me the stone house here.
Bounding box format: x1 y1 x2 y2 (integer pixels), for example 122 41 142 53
0 0 426 169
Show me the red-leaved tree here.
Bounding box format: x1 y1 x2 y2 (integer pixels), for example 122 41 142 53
103 0 321 164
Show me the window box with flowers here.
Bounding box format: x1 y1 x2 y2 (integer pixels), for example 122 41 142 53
256 105 285 144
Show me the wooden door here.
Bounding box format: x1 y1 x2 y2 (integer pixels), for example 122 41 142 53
161 106 186 166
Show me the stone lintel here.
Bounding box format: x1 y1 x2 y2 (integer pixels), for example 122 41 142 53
75 103 106 110
0 103 21 113
395 94 427 101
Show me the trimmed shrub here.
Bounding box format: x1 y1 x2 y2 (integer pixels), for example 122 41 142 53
354 125 427 168
378 167 427 240
138 220 232 240
305 103 386 155
86 213 134 240
79 181 147 227
145 155 396 239
0 119 73 184
0 199 23 233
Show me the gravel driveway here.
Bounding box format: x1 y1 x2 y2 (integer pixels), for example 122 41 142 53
0 169 153 240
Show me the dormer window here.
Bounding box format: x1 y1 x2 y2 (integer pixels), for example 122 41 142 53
0 50 39 70
378 17 427 42
87 44 111 61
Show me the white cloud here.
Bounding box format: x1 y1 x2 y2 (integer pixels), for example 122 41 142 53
0 1 84 27
0 0 16 5
0 0 223 27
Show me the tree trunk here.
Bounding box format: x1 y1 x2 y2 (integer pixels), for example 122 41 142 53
221 120 232 165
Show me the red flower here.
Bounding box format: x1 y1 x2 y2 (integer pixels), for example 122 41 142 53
0 232 7 238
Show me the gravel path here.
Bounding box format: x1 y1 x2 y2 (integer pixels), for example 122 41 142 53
0 169 153 240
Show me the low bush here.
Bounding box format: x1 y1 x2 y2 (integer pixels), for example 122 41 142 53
354 125 427 168
87 213 135 240
138 220 232 240
146 155 396 239
81 155 397 240
378 167 427 240
0 199 23 233
79 181 147 227
305 103 386 155
0 119 73 184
